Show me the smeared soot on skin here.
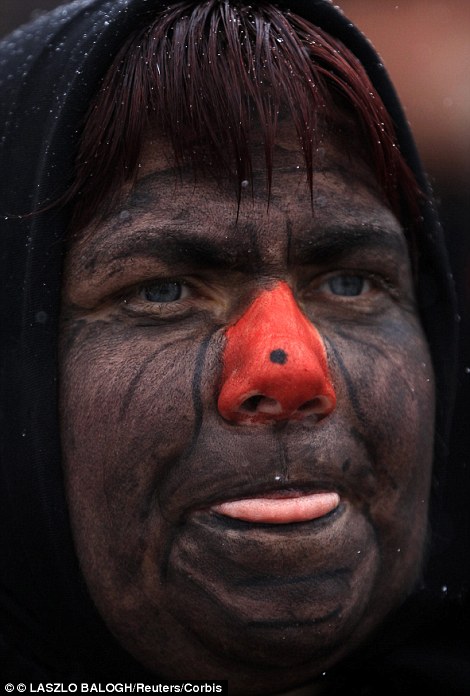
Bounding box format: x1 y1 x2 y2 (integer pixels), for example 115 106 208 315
246 606 342 629
348 427 379 486
159 327 220 582
189 328 220 453
61 317 116 355
342 458 352 473
324 336 368 428
233 567 351 589
324 336 399 496
335 327 391 362
119 340 179 421
348 425 398 493
336 326 422 399
60 317 88 353
168 554 344 644
167 553 244 625
165 572 312 672
227 220 263 271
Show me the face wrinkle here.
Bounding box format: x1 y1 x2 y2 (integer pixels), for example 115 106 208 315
164 511 379 669
322 335 405 496
323 336 369 429
118 340 179 422
157 326 222 580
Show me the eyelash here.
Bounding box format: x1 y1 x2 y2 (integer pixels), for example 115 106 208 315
119 278 199 322
138 279 192 303
118 269 395 324
308 269 393 298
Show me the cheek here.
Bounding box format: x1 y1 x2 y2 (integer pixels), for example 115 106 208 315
62 327 195 460
59 321 218 589
326 316 435 567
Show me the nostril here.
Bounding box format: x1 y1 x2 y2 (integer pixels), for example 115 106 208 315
297 395 333 414
298 398 323 412
298 400 317 412
240 395 282 414
240 395 263 412
236 393 334 417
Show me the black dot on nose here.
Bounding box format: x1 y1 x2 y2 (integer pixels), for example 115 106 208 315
270 349 288 365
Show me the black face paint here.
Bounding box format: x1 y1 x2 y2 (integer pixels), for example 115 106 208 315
59 135 435 691
270 349 288 365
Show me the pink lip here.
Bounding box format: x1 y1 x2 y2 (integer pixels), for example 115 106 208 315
211 490 340 524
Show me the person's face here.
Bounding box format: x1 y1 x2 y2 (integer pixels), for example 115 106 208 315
59 123 435 694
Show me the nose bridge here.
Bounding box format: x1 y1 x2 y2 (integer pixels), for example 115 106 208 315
217 281 336 424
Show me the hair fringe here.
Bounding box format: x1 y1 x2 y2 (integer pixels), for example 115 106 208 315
64 0 422 236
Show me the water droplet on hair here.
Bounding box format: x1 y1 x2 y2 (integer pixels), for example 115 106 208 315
241 179 249 188
35 310 48 324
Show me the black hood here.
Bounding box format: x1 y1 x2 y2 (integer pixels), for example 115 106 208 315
0 0 466 687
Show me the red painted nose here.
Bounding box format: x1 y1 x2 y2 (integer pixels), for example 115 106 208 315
218 282 336 425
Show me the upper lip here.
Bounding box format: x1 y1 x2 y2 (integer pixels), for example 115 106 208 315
156 424 369 523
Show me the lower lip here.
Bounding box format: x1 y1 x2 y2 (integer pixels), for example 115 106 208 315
211 491 340 524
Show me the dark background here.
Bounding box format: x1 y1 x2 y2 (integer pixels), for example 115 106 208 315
2 0 469 592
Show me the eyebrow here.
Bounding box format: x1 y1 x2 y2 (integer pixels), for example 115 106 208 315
85 222 406 275
294 224 407 266
97 228 248 271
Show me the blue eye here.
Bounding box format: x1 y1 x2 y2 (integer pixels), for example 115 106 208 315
326 275 369 296
142 281 185 303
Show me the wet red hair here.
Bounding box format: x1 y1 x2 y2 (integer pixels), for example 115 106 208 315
66 0 421 232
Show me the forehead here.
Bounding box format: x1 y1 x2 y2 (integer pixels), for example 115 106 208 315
137 115 370 184
65 127 406 276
